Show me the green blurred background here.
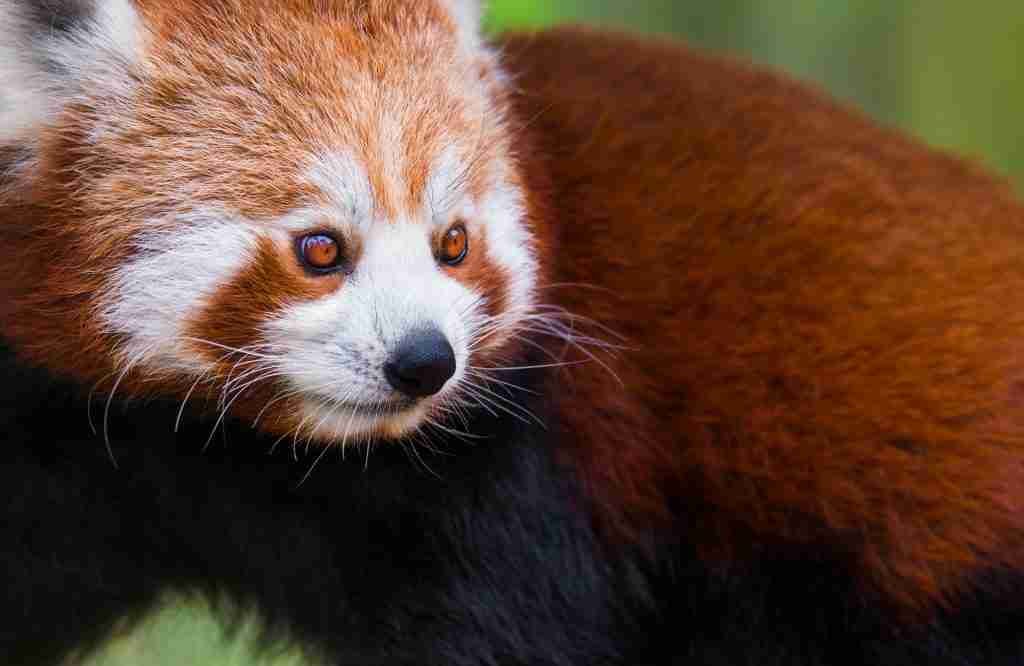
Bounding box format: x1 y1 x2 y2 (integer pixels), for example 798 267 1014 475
490 0 1024 185
85 2 1024 665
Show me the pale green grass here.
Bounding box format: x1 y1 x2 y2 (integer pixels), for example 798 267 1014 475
85 600 317 666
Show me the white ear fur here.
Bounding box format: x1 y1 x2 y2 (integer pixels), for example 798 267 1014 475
437 0 484 49
0 5 46 144
0 0 143 145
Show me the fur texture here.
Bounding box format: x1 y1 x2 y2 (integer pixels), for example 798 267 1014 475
5 2 1024 664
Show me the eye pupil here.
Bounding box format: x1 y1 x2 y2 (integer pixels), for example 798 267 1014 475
440 224 468 265
299 234 341 272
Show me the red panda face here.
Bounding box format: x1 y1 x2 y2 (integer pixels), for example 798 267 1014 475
0 0 540 443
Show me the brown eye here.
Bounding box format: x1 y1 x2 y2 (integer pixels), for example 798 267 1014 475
298 234 343 273
439 224 469 266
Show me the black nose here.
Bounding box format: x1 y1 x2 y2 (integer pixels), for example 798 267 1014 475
384 329 456 398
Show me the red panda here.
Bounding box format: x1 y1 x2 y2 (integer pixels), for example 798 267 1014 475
3 1 1024 664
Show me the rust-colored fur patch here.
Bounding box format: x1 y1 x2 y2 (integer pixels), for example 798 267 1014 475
503 27 1024 614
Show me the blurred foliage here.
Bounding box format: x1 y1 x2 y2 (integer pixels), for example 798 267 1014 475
84 2 1024 665
489 1 1024 186
87 598 323 666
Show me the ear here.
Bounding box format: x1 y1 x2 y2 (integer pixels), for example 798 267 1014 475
0 0 143 145
436 0 484 49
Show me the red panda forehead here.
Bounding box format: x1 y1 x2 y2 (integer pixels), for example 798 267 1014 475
99 0 500 221
141 0 465 60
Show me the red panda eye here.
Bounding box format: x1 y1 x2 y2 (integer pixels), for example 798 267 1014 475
439 223 469 266
298 234 343 273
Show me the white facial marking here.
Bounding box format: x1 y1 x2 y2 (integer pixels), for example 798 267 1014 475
423 144 464 223
100 211 260 373
305 151 374 230
478 174 537 317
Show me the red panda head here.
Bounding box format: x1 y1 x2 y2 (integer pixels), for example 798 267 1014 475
0 0 542 443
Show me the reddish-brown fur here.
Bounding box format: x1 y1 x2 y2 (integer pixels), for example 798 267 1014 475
501 27 1024 612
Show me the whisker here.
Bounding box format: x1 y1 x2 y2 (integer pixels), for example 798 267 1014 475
298 440 333 487
181 337 282 361
101 345 156 468
175 370 215 433
404 429 443 479
458 380 544 427
471 360 590 372
465 368 539 396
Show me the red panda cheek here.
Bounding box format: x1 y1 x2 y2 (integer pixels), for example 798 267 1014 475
183 236 344 363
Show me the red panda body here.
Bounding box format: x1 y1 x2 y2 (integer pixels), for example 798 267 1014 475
3 2 1024 664
507 28 1024 613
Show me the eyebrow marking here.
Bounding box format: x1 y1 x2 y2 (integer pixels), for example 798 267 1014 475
421 144 466 224
305 150 375 230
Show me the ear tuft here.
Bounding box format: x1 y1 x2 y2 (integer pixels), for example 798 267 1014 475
437 0 484 49
0 0 142 145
